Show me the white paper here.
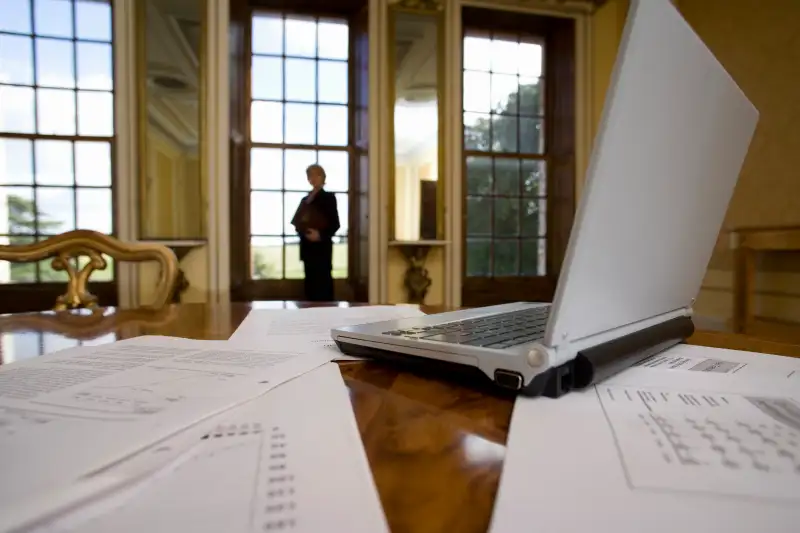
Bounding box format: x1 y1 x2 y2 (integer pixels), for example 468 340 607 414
32 364 389 533
490 354 800 533
0 336 333 533
637 344 800 380
228 305 427 361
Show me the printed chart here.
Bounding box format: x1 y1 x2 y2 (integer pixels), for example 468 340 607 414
598 385 800 500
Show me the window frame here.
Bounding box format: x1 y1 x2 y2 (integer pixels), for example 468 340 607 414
0 0 117 313
460 7 576 307
228 2 368 302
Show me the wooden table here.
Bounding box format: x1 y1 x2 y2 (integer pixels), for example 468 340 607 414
2 302 799 533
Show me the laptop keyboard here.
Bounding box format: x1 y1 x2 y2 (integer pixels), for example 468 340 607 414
382 306 550 349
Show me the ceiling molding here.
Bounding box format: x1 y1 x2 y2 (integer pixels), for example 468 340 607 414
144 0 201 152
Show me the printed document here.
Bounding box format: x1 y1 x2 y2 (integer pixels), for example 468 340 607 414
637 344 800 380
30 364 389 533
228 305 427 360
490 347 800 533
0 336 332 532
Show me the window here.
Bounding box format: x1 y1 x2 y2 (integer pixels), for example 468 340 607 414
0 0 115 288
463 31 547 278
249 13 350 281
461 8 575 306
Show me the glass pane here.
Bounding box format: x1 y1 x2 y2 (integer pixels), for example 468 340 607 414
490 39 518 75
491 74 517 114
335 192 348 235
284 236 303 279
76 188 112 233
0 138 33 184
318 105 347 146
75 141 111 186
75 0 112 42
494 240 518 276
251 236 283 279
76 42 113 90
35 140 73 185
251 56 282 100
285 17 316 58
77 91 113 135
521 238 545 276
2 236 36 283
250 191 283 235
285 58 316 102
463 71 490 113
316 150 348 192
80 253 113 281
521 159 546 196
250 101 283 143
522 198 546 237
252 15 283 55
36 186 74 234
466 196 491 236
318 21 348 61
494 197 519 237
34 0 73 38
519 78 543 116
332 238 347 278
0 86 35 133
1 186 35 234
463 113 490 152
466 238 491 277
318 61 347 104
519 41 543 77
492 115 517 153
0 35 33 85
37 88 75 135
494 158 519 196
465 156 492 195
520 117 545 154
463 36 490 71
283 192 305 235
38 248 69 282
36 38 75 88
250 147 283 189
284 149 316 191
0 0 31 33
284 103 315 144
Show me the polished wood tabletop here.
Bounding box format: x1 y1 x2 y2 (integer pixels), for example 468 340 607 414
1 302 799 533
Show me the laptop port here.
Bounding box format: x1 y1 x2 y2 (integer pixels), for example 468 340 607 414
494 369 523 390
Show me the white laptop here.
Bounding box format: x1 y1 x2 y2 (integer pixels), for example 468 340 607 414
332 0 759 397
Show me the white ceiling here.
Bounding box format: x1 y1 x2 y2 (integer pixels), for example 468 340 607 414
144 0 201 150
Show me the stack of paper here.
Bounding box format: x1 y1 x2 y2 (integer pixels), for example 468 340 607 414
489 345 800 533
0 304 417 533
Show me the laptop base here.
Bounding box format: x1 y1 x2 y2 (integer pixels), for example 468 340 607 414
335 316 694 398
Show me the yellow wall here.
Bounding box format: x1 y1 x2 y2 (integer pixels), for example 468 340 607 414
678 0 800 324
137 126 208 305
142 127 203 239
388 140 444 306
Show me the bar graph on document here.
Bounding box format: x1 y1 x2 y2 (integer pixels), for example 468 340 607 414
597 385 800 501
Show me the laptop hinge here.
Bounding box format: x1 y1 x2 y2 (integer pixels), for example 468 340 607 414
530 311 695 399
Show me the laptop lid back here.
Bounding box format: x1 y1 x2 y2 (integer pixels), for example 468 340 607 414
546 0 758 347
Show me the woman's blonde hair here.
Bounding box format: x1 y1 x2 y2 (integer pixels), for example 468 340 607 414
305 164 326 181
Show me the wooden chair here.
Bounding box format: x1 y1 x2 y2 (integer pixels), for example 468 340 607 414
732 226 800 335
0 230 179 310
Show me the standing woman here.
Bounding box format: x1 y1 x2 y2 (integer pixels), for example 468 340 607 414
291 164 340 301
